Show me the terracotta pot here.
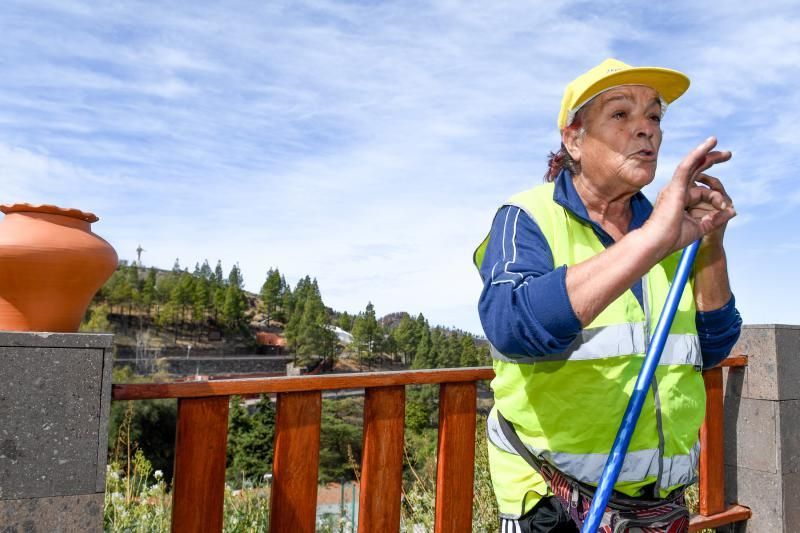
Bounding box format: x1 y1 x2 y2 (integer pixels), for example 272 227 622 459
0 204 118 332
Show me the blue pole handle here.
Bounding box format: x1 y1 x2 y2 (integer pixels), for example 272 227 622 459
580 239 701 533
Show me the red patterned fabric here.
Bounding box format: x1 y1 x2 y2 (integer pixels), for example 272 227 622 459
541 466 689 533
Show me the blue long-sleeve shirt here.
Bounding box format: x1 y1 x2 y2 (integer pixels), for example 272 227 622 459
478 170 742 368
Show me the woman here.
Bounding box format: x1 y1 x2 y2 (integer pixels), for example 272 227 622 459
474 59 742 532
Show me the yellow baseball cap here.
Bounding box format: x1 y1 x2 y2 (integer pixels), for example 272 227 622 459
558 58 690 130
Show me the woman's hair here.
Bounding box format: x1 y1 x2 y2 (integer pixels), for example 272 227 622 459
544 106 589 182
544 144 579 182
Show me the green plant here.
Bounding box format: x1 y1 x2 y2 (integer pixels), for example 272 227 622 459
685 483 713 533
104 451 170 532
109 367 177 483
222 485 270 532
103 454 274 532
400 415 498 532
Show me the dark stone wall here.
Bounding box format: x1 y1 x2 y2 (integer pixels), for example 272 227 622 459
723 325 800 532
0 332 113 533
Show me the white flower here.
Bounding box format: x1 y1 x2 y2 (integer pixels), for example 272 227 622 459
153 469 163 480
109 471 120 481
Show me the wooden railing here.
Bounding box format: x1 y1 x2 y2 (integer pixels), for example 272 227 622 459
113 368 490 532
112 359 751 532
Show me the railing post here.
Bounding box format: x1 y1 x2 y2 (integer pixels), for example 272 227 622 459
699 366 725 516
689 357 753 532
270 391 322 533
434 381 477 533
171 396 230 533
358 386 405 532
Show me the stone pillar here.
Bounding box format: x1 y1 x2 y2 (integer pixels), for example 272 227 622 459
0 332 113 532
723 324 800 532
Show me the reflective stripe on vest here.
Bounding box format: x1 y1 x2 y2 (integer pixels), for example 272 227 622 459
487 414 699 489
489 324 701 368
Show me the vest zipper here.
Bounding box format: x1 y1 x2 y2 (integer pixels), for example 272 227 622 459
642 273 666 497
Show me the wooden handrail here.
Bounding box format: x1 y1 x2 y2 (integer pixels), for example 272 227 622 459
111 358 752 532
113 358 748 402
112 367 495 400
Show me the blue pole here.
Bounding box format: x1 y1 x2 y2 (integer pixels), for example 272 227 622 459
581 239 701 533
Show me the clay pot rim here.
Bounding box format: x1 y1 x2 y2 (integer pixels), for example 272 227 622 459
0 203 99 223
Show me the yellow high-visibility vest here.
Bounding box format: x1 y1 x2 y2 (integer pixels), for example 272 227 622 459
474 182 704 519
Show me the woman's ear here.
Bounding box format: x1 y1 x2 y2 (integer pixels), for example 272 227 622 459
562 127 582 164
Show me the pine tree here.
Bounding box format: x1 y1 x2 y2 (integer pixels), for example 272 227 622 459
274 276 292 324
260 268 282 326
228 263 244 289
141 268 157 317
155 271 178 322
80 304 112 333
393 314 420 365
283 281 305 351
382 328 399 363
221 264 247 331
336 311 354 332
156 300 178 332
319 399 363 483
193 277 210 328
459 335 480 367
412 319 433 369
200 259 213 280
285 278 336 365
214 260 225 285
284 276 312 343
213 285 226 324
175 273 194 318
406 383 439 435
223 286 245 331
352 302 380 368
125 263 142 320
105 269 130 316
298 291 337 363
226 396 276 487
429 327 447 368
289 276 312 319
169 272 194 341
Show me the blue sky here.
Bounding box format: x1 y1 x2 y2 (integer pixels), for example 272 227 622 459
1 0 798 334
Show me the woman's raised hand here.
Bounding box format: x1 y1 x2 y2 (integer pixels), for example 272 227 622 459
644 137 736 257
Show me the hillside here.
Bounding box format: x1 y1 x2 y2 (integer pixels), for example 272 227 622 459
83 261 490 376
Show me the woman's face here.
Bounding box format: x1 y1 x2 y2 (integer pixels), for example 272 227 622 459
568 85 663 193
